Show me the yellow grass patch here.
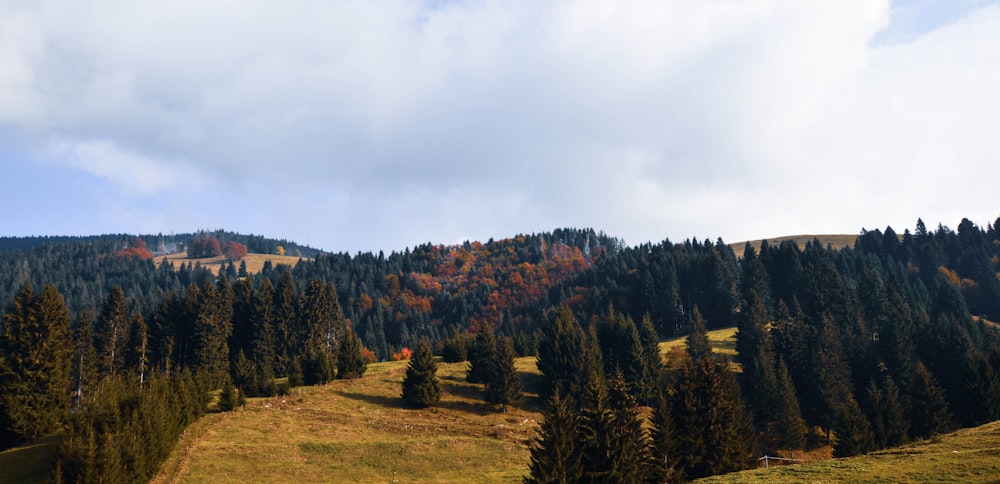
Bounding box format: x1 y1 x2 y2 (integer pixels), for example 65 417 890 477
156 252 309 276
153 358 544 483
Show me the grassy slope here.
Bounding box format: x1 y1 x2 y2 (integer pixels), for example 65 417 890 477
157 252 308 276
696 420 1000 483
152 358 546 484
730 234 857 258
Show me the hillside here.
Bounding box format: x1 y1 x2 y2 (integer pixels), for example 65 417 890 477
152 358 545 484
695 420 1000 483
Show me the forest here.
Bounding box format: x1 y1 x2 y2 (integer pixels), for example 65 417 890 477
1 217 1000 481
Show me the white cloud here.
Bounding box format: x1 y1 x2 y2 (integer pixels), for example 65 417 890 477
1 1 999 251
46 138 188 195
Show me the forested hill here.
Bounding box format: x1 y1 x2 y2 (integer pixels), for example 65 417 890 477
0 231 320 257
3 217 1000 481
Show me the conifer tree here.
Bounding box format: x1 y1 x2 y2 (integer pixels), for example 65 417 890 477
773 357 808 450
637 314 665 405
909 361 956 438
536 306 588 401
603 372 652 483
648 388 678 483
485 336 523 410
336 328 368 379
123 310 149 385
467 326 497 385
833 395 876 457
524 392 583 484
72 312 99 410
94 285 127 376
0 284 74 447
402 337 440 408
685 307 712 364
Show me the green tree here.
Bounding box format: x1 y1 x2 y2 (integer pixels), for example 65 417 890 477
0 284 74 447
536 306 588 401
909 361 956 439
94 285 127 376
773 357 808 450
336 329 368 379
485 336 523 410
648 388 678 483
467 326 497 385
402 337 440 408
524 393 583 484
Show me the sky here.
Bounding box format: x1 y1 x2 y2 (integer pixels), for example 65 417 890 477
1 0 999 254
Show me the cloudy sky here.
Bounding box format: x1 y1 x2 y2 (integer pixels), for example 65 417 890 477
2 0 998 253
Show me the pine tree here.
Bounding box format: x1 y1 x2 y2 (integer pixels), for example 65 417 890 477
123 311 149 385
909 361 956 439
685 307 712 364
637 314 665 405
524 393 583 484
467 326 497 385
536 306 588 401
94 286 127 376
485 336 523 410
0 284 75 447
603 373 652 483
336 329 367 379
402 337 440 408
72 312 99 411
648 388 678 483
773 357 808 450
833 395 876 457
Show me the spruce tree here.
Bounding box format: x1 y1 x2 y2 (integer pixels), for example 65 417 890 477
336 329 367 379
909 361 956 438
72 312 99 411
833 395 876 457
94 285 127 376
773 357 808 450
536 306 587 401
467 326 497 385
485 336 523 410
648 388 678 483
524 393 583 484
402 337 440 408
603 372 652 483
0 284 74 447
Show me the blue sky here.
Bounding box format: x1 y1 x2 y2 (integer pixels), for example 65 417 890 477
1 1 999 253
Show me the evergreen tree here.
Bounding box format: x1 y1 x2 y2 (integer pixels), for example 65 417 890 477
123 310 149 385
648 388 678 483
536 306 588 401
485 336 523 410
524 393 583 484
288 358 304 388
773 357 808 450
909 361 956 439
833 395 876 457
637 314 665 405
402 337 440 408
685 307 712 364
72 312 99 410
94 285 127 376
603 373 652 483
336 329 368 379
0 284 74 447
467 326 498 385
272 269 298 375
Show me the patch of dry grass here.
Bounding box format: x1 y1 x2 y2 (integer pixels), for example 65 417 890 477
156 252 308 276
730 234 858 258
696 420 1000 483
152 357 544 484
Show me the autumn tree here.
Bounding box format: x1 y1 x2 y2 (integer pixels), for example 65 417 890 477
222 241 248 261
187 234 222 258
